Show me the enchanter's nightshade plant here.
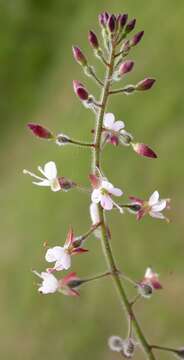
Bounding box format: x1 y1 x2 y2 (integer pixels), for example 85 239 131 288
24 10 178 360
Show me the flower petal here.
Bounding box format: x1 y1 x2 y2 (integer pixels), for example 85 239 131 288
113 120 125 132
149 191 159 205
103 113 115 129
45 246 65 262
100 195 113 210
50 178 61 192
91 189 101 203
149 211 165 219
151 200 166 212
110 187 123 197
32 180 50 187
43 161 57 180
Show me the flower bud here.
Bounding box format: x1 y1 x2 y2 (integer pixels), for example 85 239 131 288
108 336 124 352
88 30 99 49
56 133 70 146
136 78 156 91
72 46 87 66
27 123 54 139
132 143 157 159
130 31 144 47
119 13 128 29
125 18 136 33
58 176 76 191
73 80 89 101
108 14 116 33
98 12 109 27
119 60 134 76
122 338 136 358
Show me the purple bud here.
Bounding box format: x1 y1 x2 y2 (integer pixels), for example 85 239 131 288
136 78 156 91
72 46 87 66
99 12 109 27
58 177 77 191
130 31 144 46
125 18 136 33
132 143 157 159
108 14 116 33
120 13 128 29
27 123 54 139
88 31 99 49
73 80 89 101
119 60 134 76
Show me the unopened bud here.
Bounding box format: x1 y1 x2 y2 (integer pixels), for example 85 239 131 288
132 143 157 159
108 14 116 33
130 31 144 47
108 336 124 352
73 80 89 101
136 78 156 91
27 123 54 139
56 133 70 146
125 18 136 33
99 12 109 27
58 177 76 191
122 338 136 358
119 60 134 76
72 46 87 66
88 31 99 49
119 13 128 29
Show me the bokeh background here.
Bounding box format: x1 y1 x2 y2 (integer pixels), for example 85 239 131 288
1 1 184 359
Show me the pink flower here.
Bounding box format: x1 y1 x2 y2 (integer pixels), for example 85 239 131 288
90 173 123 212
45 227 88 271
103 113 133 146
129 190 170 221
141 267 162 290
23 161 61 192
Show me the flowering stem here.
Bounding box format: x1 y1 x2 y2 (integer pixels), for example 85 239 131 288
92 42 156 360
77 222 102 242
109 88 134 95
82 271 111 284
68 139 94 148
151 345 178 353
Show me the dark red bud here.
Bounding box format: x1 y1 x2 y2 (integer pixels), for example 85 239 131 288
125 18 136 33
136 78 156 91
108 14 116 33
120 13 128 28
58 177 76 191
130 31 144 46
119 60 134 75
88 31 99 49
72 46 87 66
27 123 54 139
99 12 109 27
132 143 157 159
73 80 89 101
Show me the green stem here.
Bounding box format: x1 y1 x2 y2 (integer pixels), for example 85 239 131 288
69 139 94 148
92 43 156 360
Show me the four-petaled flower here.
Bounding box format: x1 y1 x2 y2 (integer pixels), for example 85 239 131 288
103 112 133 146
45 227 88 271
129 190 170 221
33 270 59 294
23 161 61 192
90 173 123 212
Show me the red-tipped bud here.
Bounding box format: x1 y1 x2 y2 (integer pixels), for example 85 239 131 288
132 143 157 159
136 78 156 91
58 176 77 191
72 46 87 66
98 12 109 27
130 31 144 46
119 13 128 29
108 14 116 33
73 80 89 101
88 31 99 49
27 123 54 139
119 60 134 76
125 18 136 33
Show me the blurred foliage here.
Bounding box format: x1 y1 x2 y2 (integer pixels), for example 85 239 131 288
0 1 184 359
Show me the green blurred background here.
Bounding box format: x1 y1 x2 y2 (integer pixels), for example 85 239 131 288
1 1 184 359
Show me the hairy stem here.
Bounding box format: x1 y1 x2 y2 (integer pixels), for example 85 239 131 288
92 43 156 360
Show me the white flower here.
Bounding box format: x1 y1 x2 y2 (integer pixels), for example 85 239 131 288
91 175 123 212
23 161 61 192
33 270 59 294
148 191 169 220
45 245 71 271
103 113 133 146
